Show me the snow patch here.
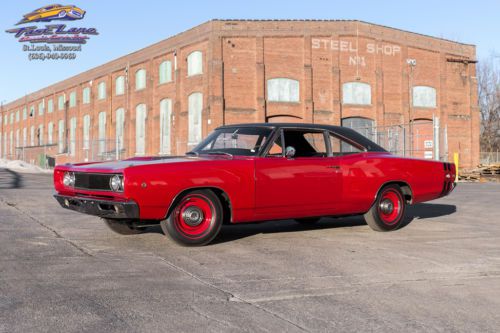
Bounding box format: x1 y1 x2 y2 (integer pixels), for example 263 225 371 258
0 159 53 174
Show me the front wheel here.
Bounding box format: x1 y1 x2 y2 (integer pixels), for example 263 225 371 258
103 218 144 235
161 189 223 246
364 184 406 232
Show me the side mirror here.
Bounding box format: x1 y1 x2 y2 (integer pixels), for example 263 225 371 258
285 146 296 158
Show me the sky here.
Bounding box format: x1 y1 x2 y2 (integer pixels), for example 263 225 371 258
0 0 498 104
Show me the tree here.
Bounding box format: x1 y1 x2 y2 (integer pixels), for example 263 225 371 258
477 56 500 152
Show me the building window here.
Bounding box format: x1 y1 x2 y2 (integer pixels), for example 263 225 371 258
30 126 35 146
9 132 13 155
115 76 125 95
11 112 15 123
15 129 19 149
58 120 64 153
22 128 27 147
48 122 53 145
69 117 76 156
135 69 146 91
267 78 300 103
15 110 19 122
38 101 44 115
38 125 44 146
342 117 376 142
342 82 371 105
83 115 90 150
159 99 172 154
159 61 172 84
3 114 7 125
98 112 106 155
188 92 202 146
47 99 53 113
69 91 77 108
115 108 125 152
187 51 203 76
23 107 27 119
413 86 437 108
135 104 147 155
58 95 65 111
82 87 91 104
97 82 106 100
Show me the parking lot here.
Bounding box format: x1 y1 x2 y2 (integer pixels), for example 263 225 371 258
1 169 500 332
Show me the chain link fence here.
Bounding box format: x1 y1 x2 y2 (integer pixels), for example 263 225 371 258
480 152 500 165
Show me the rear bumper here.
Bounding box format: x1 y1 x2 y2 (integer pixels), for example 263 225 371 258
54 194 139 219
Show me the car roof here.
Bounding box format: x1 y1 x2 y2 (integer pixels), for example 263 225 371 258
216 122 387 152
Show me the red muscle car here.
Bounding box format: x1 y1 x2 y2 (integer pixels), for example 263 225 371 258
54 123 456 246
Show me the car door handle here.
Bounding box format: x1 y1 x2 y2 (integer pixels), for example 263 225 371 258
327 165 340 169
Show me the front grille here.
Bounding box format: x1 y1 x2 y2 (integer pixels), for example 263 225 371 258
74 173 114 191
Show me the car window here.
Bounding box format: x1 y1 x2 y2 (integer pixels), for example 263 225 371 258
329 132 363 156
266 131 284 157
280 129 327 158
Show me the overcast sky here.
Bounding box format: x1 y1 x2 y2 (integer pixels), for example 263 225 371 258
1 0 498 104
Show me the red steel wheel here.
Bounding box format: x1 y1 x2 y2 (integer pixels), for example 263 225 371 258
364 184 406 232
161 189 223 246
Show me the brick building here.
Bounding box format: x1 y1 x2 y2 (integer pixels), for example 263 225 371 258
0 20 479 168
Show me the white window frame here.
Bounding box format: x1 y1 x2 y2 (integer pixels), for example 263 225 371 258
188 92 203 146
342 82 372 105
135 104 147 155
267 78 300 103
159 99 172 155
187 51 203 77
159 60 172 84
413 86 437 108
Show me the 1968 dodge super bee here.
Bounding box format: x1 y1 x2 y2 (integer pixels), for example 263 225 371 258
54 123 456 246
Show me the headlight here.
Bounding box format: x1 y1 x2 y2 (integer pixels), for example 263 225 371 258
63 172 75 187
109 175 124 192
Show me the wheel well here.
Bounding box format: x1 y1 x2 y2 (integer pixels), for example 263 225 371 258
165 187 232 224
382 181 413 204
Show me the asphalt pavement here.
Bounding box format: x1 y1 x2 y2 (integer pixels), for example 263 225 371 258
1 168 500 332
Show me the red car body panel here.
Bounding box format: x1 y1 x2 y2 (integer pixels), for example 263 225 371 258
54 151 455 223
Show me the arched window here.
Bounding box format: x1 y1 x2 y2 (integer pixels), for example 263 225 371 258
342 82 371 105
135 69 146 90
115 76 125 95
57 120 64 153
188 92 202 146
69 91 76 108
47 122 53 145
97 82 106 100
413 86 437 108
115 108 125 153
58 95 65 110
98 112 106 155
82 87 90 104
69 118 76 156
159 61 172 84
159 99 172 154
83 115 90 150
187 51 203 76
267 78 300 103
342 117 376 142
135 104 147 155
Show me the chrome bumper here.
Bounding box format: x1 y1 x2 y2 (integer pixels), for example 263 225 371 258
54 194 139 219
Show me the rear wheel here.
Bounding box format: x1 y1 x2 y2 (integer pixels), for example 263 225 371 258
161 190 223 246
103 218 143 235
364 184 406 232
295 217 321 224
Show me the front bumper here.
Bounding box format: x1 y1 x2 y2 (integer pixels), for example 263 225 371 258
54 194 139 219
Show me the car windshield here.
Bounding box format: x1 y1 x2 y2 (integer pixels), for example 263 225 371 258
189 127 273 156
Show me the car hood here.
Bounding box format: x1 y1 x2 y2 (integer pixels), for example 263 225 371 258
66 155 236 173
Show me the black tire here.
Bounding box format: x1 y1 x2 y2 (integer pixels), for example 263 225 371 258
295 217 321 224
364 184 406 232
161 189 223 246
103 218 143 235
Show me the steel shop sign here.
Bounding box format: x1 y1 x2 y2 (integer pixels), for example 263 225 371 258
5 4 99 60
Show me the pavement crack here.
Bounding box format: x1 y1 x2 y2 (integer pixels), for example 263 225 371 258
157 256 310 332
0 197 94 257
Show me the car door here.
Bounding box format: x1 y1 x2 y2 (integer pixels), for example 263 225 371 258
254 128 342 220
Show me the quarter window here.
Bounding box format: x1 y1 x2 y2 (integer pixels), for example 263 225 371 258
187 51 203 76
329 132 362 155
413 86 437 108
342 82 371 105
267 78 300 103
